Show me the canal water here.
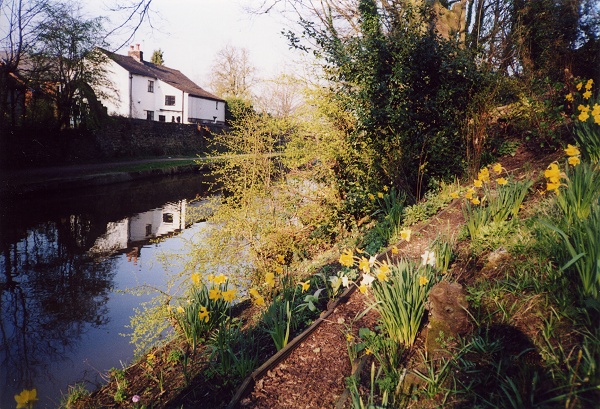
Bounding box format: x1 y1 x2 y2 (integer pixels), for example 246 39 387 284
0 172 213 408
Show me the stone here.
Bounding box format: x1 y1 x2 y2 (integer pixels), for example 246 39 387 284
425 281 471 353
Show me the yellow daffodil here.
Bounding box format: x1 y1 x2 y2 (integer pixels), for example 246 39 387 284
265 272 276 288
377 192 384 198
546 181 560 192
15 389 38 409
477 167 490 182
378 262 390 275
565 93 574 102
583 90 592 99
492 163 504 174
207 273 215 282
209 288 222 300
578 111 589 121
276 254 285 264
585 79 593 89
254 295 265 306
544 163 561 183
376 269 389 282
565 144 580 157
577 104 589 112
177 306 185 314
191 273 201 286
249 288 260 298
222 289 236 302
359 284 368 294
358 257 370 273
383 185 389 191
568 156 581 166
198 306 210 322
450 191 459 199
275 265 284 275
474 179 483 188
299 280 310 292
465 190 474 200
419 276 429 286
339 249 354 267
576 82 582 90
471 197 480 205
391 245 399 255
592 104 600 116
496 177 508 185
213 274 227 285
367 193 375 201
400 229 411 242
595 114 600 125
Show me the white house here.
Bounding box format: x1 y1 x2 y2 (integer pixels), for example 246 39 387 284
99 45 225 125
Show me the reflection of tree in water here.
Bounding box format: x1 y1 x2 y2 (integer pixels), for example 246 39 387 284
0 219 116 397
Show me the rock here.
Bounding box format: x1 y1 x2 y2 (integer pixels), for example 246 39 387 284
425 281 471 353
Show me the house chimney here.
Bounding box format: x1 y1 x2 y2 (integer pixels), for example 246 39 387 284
128 44 143 62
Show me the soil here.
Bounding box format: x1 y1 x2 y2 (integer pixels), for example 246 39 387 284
76 143 559 409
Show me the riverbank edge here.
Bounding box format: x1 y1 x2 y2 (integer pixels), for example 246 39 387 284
0 159 211 198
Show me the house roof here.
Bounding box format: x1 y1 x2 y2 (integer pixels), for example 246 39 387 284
102 49 224 102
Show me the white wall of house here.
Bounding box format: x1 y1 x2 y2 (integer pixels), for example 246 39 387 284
101 61 130 117
188 96 225 123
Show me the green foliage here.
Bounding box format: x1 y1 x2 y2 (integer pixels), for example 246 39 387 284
570 83 600 163
59 384 89 409
371 259 435 347
555 161 600 226
262 297 293 351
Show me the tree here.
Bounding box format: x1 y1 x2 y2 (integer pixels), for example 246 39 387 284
29 2 112 130
151 48 164 65
208 45 256 100
0 0 47 128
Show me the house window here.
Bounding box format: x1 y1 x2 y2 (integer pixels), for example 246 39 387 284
165 95 175 106
158 115 166 122
148 80 154 93
146 111 154 120
145 224 152 236
162 213 174 223
215 101 219 110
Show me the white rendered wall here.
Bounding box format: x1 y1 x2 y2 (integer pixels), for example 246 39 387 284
187 96 225 123
99 60 130 117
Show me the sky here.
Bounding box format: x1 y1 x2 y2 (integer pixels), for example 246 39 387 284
89 0 302 91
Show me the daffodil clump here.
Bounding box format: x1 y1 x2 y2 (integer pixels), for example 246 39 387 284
170 273 234 350
15 389 38 409
569 79 600 163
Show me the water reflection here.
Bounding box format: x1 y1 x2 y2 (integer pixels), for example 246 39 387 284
0 173 210 408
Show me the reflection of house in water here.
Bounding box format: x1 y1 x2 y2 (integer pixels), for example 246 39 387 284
90 201 187 258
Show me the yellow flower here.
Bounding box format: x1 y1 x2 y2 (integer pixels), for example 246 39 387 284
209 288 222 300
585 79 593 90
592 103 600 116
576 82 582 90
450 191 459 199
367 193 375 201
400 229 411 242
213 274 227 285
465 190 474 200
578 111 590 121
299 280 310 292
254 295 265 306
565 93 574 102
544 163 561 183
546 181 560 192
339 249 354 267
383 186 389 192
358 284 368 294
595 114 600 125
565 144 580 157
346 333 354 342
496 177 508 186
358 257 370 273
473 179 482 188
276 254 285 264
583 90 592 99
568 156 580 166
419 276 429 286
249 288 260 298
147 353 155 362
275 265 284 275
391 245 399 255
15 389 38 409
265 272 276 288
377 192 384 198
492 163 504 174
198 306 210 322
477 167 490 182
577 104 589 112
207 274 215 282
177 306 185 314
191 273 201 286
222 289 236 302
376 269 389 282
471 197 480 205
365 348 372 355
